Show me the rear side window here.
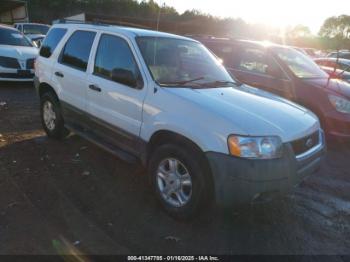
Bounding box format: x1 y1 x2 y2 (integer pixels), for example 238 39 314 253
40 28 67 58
60 30 96 71
94 34 143 88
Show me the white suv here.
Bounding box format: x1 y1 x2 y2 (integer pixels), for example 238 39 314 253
35 23 326 219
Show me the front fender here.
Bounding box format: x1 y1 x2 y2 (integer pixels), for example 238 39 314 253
140 110 231 154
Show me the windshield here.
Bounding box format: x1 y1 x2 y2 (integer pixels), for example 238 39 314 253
23 24 49 35
136 37 235 87
0 28 32 47
273 47 328 79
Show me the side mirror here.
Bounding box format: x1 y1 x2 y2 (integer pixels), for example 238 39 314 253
111 68 137 88
32 41 39 48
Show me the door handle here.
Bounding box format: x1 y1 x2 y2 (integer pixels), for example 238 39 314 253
55 71 64 78
89 84 102 92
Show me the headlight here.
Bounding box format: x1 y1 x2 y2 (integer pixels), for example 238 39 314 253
328 95 350 114
228 135 283 159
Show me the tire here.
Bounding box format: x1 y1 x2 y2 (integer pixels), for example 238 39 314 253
40 92 69 140
148 143 210 220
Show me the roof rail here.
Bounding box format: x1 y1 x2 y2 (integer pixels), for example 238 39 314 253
185 34 232 40
52 19 110 27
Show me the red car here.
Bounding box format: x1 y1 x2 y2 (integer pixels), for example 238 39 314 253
319 66 350 83
196 37 350 141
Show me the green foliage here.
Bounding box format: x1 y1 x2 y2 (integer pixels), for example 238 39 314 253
25 0 347 50
319 15 350 49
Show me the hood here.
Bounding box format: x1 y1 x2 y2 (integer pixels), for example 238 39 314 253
303 78 350 98
0 45 38 61
167 85 319 142
236 84 308 111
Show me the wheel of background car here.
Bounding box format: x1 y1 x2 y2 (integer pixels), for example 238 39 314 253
148 143 209 219
40 92 69 139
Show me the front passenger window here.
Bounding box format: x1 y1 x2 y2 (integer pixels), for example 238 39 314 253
94 34 143 88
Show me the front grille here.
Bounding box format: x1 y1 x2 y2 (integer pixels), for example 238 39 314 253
291 131 320 155
0 56 20 69
0 73 34 79
26 58 35 69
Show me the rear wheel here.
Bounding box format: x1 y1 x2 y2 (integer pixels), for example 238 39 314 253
148 143 210 219
40 92 69 139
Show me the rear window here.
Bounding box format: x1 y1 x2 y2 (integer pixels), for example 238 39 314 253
23 24 49 35
40 28 67 58
59 30 96 71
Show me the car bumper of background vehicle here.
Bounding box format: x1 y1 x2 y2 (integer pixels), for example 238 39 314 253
0 68 35 81
206 132 326 207
324 110 350 140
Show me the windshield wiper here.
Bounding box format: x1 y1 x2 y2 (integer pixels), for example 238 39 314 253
159 77 205 87
198 80 240 87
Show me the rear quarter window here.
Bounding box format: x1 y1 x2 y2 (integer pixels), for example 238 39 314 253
40 28 67 58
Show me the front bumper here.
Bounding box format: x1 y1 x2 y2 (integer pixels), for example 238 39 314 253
0 68 35 82
207 130 326 207
323 109 350 140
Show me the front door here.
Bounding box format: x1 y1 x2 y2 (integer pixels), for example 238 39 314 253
227 45 294 100
86 33 147 154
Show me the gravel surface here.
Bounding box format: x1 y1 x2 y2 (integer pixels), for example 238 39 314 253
0 82 349 255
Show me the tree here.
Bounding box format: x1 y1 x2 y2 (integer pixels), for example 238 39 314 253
287 24 312 38
319 15 350 39
319 15 350 49
25 0 342 50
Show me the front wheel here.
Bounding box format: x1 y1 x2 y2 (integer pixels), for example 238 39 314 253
40 92 69 139
148 144 210 219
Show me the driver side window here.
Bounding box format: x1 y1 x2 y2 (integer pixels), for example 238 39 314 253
94 34 143 89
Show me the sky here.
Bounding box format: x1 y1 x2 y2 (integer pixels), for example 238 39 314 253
160 0 349 34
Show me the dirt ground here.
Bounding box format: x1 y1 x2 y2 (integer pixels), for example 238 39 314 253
0 82 349 256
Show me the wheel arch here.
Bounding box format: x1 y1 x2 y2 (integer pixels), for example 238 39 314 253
38 82 58 100
146 130 215 197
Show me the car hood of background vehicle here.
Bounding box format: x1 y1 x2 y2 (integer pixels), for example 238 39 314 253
303 77 350 98
167 85 319 142
0 45 38 60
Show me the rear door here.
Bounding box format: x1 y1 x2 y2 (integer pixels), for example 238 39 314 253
86 33 147 154
36 27 68 84
227 45 294 99
52 30 96 116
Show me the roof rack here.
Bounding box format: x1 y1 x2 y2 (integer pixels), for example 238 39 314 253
52 17 153 30
52 19 111 27
185 34 232 40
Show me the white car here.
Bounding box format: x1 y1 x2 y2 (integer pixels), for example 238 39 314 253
0 25 38 81
35 23 326 219
14 23 50 47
